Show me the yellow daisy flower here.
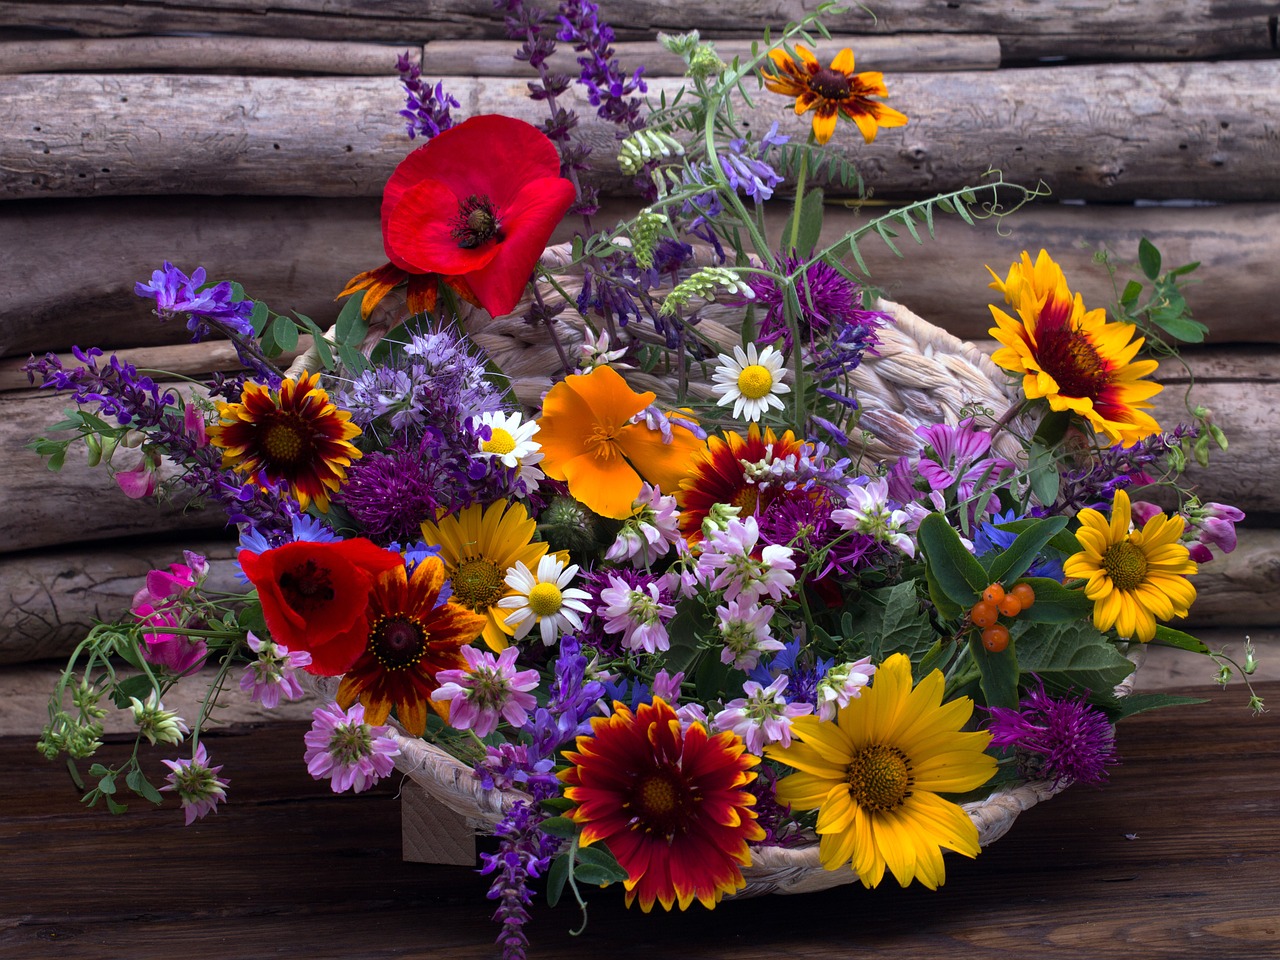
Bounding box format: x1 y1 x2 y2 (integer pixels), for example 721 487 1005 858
987 249 1163 448
419 500 551 652
766 653 996 890
1063 488 1197 642
761 45 908 145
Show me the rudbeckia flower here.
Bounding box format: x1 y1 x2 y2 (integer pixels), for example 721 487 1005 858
561 697 766 911
1063 488 1197 642
536 365 707 519
761 45 907 145
988 249 1163 448
340 114 577 320
239 538 405 676
767 653 996 890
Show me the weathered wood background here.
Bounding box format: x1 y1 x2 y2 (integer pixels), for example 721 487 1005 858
2 0 1279 672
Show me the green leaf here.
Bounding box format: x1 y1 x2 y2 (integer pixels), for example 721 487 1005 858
537 816 580 839
985 516 1069 586
337 342 369 375
125 769 164 805
864 581 937 662
1016 577 1093 623
1151 625 1211 655
1016 621 1137 693
1138 237 1162 280
572 863 622 886
661 603 710 676
915 638 952 679
109 673 157 710
1032 409 1073 448
540 796 574 814
574 844 630 881
1150 312 1207 344
918 512 988 608
270 315 298 353
249 300 270 335
546 854 570 908
1115 692 1207 720
1119 279 1144 308
694 649 733 702
296 313 335 369
781 185 825 256
968 633 1020 709
334 292 367 347
1027 441 1061 506
924 561 962 620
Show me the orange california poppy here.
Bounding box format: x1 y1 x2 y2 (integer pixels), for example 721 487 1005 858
761 45 907 145
536 365 707 519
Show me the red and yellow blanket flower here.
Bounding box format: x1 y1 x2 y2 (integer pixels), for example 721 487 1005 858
562 697 765 911
761 44 908 145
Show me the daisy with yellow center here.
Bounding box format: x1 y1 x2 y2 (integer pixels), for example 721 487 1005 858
561 697 765 912
419 500 551 652
766 653 996 890
1063 488 1197 642
336 556 487 737
711 343 791 423
497 554 592 646
761 44 908 145
474 409 545 495
988 249 1163 448
207 371 362 512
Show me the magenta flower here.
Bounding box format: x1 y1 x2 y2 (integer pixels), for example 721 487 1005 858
131 602 208 675
713 675 813 755
239 631 311 709
304 701 400 794
431 646 540 737
114 453 159 499
696 516 796 605
986 681 1117 786
160 742 229 825
598 576 676 654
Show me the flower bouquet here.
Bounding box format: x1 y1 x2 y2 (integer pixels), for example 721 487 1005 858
29 5 1262 957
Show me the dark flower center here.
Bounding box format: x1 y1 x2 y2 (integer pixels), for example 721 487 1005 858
261 413 311 466
369 614 427 670
278 560 335 614
808 68 852 102
846 744 912 812
1103 541 1149 591
451 194 503 249
451 557 507 612
628 769 695 839
1032 297 1111 400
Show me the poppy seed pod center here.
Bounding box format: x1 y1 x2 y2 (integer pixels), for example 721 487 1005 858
451 194 503 249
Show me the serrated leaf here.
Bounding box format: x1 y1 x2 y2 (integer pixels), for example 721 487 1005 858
985 516 1069 586
918 512 988 608
538 816 580 839
866 581 936 661
968 633 1020 708
1138 237 1161 280
1016 621 1136 693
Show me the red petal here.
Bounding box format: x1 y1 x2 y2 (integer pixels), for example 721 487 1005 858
385 178 502 276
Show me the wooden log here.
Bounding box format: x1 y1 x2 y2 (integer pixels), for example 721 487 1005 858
0 37 419 75
5 196 1280 359
0 0 1274 61
5 62 1280 202
0 537 238 666
423 35 1002 77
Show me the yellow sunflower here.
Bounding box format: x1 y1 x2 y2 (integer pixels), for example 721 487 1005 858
766 653 996 890
761 45 908 145
1063 488 1197 642
419 500 551 652
987 249 1163 448
208 371 361 512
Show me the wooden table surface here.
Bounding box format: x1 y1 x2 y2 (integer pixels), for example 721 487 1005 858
2 681 1277 960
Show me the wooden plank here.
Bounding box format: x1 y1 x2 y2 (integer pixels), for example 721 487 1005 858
0 0 1274 60
0 36 420 75
5 197 1280 359
5 62 1280 202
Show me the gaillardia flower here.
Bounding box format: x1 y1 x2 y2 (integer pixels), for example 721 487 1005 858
209 371 362 512
561 697 766 912
761 45 907 145
419 500 552 651
988 249 1163 448
536 365 707 519
340 114 577 320
1063 487 1197 642
766 653 996 890
240 538 405 675
336 556 486 737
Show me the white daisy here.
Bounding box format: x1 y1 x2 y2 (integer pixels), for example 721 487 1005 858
475 409 546 495
711 342 791 422
497 554 593 646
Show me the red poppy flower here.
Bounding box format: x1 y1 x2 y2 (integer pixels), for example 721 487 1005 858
340 115 577 320
240 539 404 676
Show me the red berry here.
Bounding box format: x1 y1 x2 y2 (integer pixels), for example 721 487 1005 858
982 583 1006 605
982 624 1011 653
970 600 999 629
997 594 1023 617
1010 582 1036 609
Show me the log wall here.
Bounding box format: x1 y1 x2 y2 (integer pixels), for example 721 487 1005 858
2 0 1278 666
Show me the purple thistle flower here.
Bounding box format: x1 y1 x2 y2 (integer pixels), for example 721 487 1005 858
160 742 229 825
756 484 877 580
986 681 1118 787
303 702 400 794
396 52 458 140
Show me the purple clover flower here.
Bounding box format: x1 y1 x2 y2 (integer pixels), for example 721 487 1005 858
718 122 789 202
396 52 458 140
160 742 229 825
303 701 400 794
986 681 1118 787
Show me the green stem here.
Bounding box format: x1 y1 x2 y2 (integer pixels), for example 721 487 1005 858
788 146 810 255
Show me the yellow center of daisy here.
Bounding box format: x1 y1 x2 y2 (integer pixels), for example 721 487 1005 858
369 614 427 670
481 427 517 456
809 67 852 101
1103 541 1149 591
737 364 775 400
847 744 913 812
451 557 507 611
527 582 564 617
263 418 306 464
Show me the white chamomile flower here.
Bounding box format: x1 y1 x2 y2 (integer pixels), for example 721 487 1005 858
711 342 791 422
497 554 593 646
476 409 546 494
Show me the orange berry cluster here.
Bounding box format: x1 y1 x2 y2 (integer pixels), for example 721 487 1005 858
969 582 1036 652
